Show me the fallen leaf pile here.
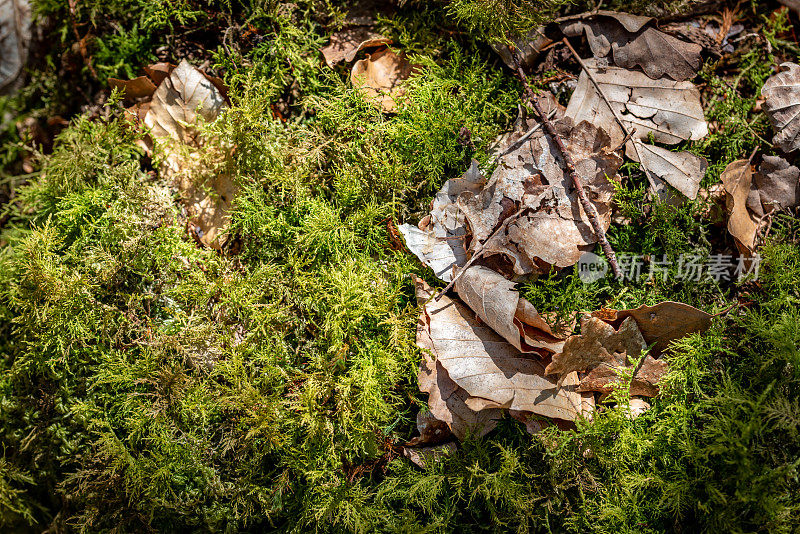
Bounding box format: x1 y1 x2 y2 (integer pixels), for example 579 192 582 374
110 60 234 249
401 10 722 456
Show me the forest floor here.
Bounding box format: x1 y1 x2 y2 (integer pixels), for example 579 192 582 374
1 0 800 532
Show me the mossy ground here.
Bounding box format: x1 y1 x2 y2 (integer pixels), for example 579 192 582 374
1 1 799 532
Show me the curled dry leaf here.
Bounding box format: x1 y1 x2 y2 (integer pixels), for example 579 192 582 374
558 11 701 81
565 59 708 149
633 141 707 201
747 155 800 217
720 159 758 255
454 265 569 353
762 62 800 154
545 316 667 398
415 277 584 422
321 27 391 67
0 0 31 94
108 76 157 100
491 28 553 70
144 59 234 249
351 47 413 113
591 301 713 355
399 160 485 282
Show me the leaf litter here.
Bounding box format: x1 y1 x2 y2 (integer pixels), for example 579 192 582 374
402 8 730 453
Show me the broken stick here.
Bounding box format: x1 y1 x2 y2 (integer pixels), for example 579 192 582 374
508 45 623 279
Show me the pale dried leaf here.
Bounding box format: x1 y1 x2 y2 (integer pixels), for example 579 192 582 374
400 160 485 282
415 278 583 421
321 27 391 67
634 141 707 200
578 353 667 397
0 0 30 94
761 62 800 153
351 47 413 113
144 59 226 144
720 159 758 255
565 59 708 149
626 397 651 419
454 265 568 353
592 301 713 354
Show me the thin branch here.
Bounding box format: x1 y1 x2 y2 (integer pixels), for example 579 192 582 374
508 45 623 279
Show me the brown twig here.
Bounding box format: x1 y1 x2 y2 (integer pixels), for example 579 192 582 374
508 45 623 279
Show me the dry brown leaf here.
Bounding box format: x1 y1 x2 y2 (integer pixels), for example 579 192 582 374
634 141 707 200
558 11 700 81
399 160 485 282
626 397 651 419
545 316 667 397
351 47 413 113
591 301 713 355
565 59 708 149
108 75 157 100
144 62 176 86
749 155 800 216
0 0 31 94
720 159 758 255
612 27 702 81
406 410 452 447
762 62 800 153
458 113 622 275
454 265 568 353
415 277 583 421
545 316 645 377
321 27 391 67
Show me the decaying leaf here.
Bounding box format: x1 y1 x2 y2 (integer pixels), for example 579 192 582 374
415 277 583 421
454 265 569 353
144 59 233 249
458 113 622 275
565 59 708 149
403 442 457 469
748 156 800 216
321 27 391 67
591 301 713 355
545 316 667 397
720 159 758 255
626 397 651 419
612 27 702 82
0 0 31 94
351 47 414 113
399 160 485 282
762 62 800 154
406 409 452 447
634 141 707 200
558 11 701 81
